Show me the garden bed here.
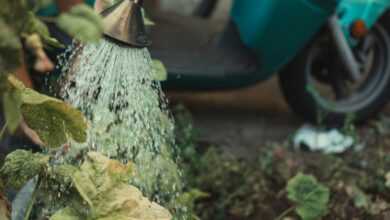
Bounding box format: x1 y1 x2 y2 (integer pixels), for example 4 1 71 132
174 105 390 220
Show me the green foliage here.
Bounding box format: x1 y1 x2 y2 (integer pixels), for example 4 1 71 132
153 59 168 81
0 0 103 75
176 189 209 220
7 76 88 148
0 150 171 219
50 152 171 220
0 150 49 190
0 0 102 141
25 12 63 47
57 4 103 43
2 87 22 132
346 185 369 209
21 99 88 148
287 173 330 220
0 19 22 73
30 0 53 11
172 105 390 219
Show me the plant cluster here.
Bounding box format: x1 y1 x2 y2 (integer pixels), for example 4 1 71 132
173 105 390 220
0 1 173 219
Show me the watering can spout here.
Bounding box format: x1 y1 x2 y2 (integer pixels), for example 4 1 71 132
100 0 151 47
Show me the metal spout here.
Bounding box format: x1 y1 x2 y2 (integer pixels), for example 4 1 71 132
101 0 151 47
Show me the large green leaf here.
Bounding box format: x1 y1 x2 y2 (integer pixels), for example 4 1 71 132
8 76 88 148
2 87 22 133
50 152 172 220
21 100 88 148
287 173 330 220
0 19 22 73
0 150 49 190
57 4 103 43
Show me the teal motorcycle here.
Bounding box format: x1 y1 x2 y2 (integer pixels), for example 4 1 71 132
147 0 390 125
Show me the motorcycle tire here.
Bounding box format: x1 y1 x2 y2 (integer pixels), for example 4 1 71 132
279 13 390 125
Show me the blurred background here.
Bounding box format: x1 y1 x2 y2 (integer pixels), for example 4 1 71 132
153 0 306 157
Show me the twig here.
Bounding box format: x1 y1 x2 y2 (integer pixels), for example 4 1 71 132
0 122 8 140
275 206 295 220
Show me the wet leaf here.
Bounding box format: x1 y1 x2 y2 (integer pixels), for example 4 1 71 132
50 207 82 220
0 150 48 190
153 60 167 81
177 189 209 211
21 99 88 148
57 4 103 43
50 152 171 220
24 12 63 48
8 75 88 148
0 18 22 73
2 88 22 133
287 173 330 220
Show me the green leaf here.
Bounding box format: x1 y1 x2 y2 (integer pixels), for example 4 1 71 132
287 173 330 220
2 87 22 133
57 4 103 43
50 207 82 220
177 189 209 211
0 150 49 190
50 152 171 220
8 76 88 148
33 0 53 10
24 12 63 48
346 185 369 209
0 18 22 73
21 96 88 148
153 60 168 81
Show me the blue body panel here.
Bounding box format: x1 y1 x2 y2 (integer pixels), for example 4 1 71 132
338 0 390 43
231 0 339 80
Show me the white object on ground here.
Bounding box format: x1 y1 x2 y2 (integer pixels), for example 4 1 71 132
293 124 355 154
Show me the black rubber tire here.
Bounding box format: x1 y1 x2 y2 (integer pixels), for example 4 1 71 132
279 14 390 125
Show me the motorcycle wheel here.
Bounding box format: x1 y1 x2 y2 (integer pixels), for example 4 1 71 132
193 0 218 18
279 15 390 125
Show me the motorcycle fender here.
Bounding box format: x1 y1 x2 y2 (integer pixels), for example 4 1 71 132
338 0 390 41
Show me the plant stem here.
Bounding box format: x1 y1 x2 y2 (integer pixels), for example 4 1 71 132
275 206 295 220
0 122 7 140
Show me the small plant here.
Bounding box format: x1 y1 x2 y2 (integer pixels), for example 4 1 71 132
281 173 330 220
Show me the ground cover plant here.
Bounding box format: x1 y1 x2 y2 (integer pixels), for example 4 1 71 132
173 105 390 220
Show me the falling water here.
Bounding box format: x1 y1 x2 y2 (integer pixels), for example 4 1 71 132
61 39 186 216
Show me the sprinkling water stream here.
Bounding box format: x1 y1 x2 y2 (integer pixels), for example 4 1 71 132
61 39 186 217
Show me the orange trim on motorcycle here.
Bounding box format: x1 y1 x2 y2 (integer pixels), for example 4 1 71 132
351 19 368 39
